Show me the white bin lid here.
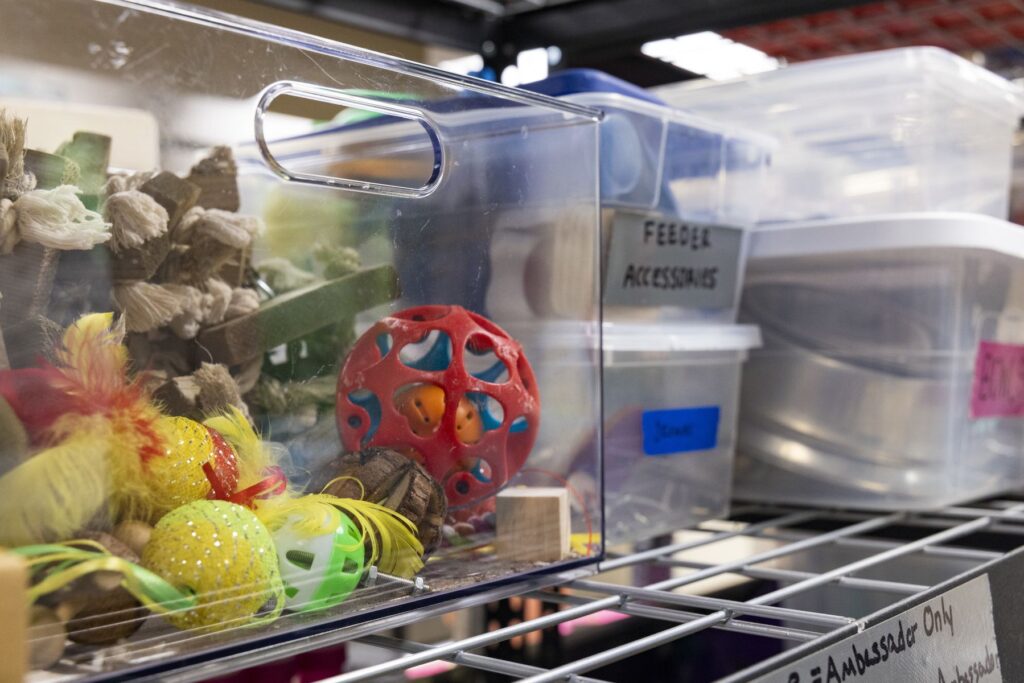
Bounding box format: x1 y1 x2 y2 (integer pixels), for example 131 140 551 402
603 322 761 353
750 212 1024 260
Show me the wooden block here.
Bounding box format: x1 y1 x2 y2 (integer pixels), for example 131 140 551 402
496 487 570 562
0 318 9 370
0 242 60 328
22 149 72 190
0 551 29 680
55 132 111 195
187 146 239 212
110 232 171 281
140 171 201 232
198 264 399 367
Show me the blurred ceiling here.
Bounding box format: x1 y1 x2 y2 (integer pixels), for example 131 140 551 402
252 0 1024 83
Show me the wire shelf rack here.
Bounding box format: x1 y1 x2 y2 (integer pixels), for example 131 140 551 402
163 496 1024 683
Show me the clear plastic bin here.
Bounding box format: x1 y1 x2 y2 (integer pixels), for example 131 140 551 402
564 93 772 325
603 323 760 543
0 0 602 678
655 48 1024 222
737 213 1024 510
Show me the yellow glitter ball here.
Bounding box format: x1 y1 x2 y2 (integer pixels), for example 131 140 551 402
146 417 215 516
142 500 283 631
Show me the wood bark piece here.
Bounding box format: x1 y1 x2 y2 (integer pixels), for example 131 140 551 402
153 362 246 421
0 242 60 328
62 586 146 645
110 232 170 281
308 447 447 556
187 146 239 212
0 551 28 679
197 264 399 367
496 487 570 562
22 149 72 190
55 132 110 195
140 171 201 233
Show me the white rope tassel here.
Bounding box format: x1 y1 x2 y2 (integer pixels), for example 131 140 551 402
15 185 110 250
164 284 205 339
104 190 168 253
113 281 185 333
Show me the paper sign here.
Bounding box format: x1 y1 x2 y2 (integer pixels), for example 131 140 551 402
604 211 743 310
641 406 719 455
754 575 1001 683
971 340 1024 418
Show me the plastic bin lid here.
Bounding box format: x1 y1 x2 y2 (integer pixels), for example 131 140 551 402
603 322 761 353
656 47 1024 120
749 212 1024 260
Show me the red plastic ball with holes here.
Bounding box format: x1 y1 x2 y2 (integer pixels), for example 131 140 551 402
336 305 540 509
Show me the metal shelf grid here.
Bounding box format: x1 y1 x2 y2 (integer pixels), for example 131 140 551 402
166 497 1024 682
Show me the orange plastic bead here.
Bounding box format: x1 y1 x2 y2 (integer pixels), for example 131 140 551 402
395 384 482 445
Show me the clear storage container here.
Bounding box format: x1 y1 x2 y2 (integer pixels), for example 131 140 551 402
603 323 760 543
565 92 771 325
655 48 1024 222
0 0 603 678
737 213 1024 510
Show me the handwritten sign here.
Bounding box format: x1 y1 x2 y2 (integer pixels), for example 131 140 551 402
755 575 1000 683
604 211 742 310
641 405 720 455
971 340 1024 418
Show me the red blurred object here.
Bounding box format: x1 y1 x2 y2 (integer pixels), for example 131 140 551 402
0 367 80 445
976 0 1021 21
202 644 347 682
852 3 891 19
930 8 972 30
337 305 540 509
963 26 1003 48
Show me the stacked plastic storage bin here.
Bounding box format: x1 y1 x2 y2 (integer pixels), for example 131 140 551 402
0 0 603 678
657 47 1024 509
542 77 771 544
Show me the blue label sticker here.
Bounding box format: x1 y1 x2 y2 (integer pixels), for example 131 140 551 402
642 406 720 455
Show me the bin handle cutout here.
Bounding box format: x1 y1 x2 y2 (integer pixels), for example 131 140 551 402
254 81 444 198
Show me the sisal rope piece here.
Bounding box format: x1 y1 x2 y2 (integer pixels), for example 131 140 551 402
113 282 184 333
103 171 155 197
0 109 26 181
104 190 168 252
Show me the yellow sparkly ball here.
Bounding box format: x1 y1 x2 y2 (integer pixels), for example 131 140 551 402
142 500 283 631
146 417 215 516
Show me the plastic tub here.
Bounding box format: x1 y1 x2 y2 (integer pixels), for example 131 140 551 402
655 48 1024 222
737 213 1024 510
567 92 772 326
603 323 761 543
0 0 602 678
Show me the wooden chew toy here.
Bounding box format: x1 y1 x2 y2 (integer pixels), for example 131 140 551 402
198 264 399 367
496 487 570 562
0 550 29 681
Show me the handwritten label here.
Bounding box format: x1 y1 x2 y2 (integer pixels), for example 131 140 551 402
641 406 719 455
755 575 1000 683
971 340 1024 418
604 211 742 309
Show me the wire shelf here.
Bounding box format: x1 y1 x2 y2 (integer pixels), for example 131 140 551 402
161 497 1024 682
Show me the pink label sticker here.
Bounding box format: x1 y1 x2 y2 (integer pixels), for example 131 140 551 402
971 340 1024 418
